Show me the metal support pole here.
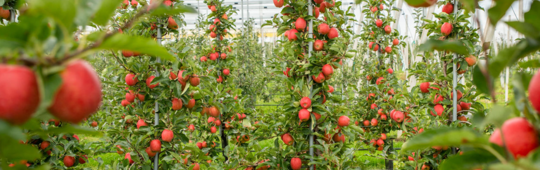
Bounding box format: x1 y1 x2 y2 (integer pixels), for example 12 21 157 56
392 0 403 29
308 1 314 170
154 25 162 170
451 0 458 122
505 15 511 103
385 139 394 170
241 0 244 25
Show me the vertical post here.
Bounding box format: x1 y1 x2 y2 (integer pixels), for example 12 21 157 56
241 0 244 25
385 139 394 170
391 0 403 29
308 1 314 170
451 0 458 122
153 25 162 170
505 15 510 103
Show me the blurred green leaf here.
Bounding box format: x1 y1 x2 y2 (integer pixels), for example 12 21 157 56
47 124 102 136
401 127 484 152
0 120 25 141
524 0 540 30
41 73 63 108
439 149 498 170
150 5 197 16
419 39 469 55
27 0 77 30
518 59 540 69
506 21 540 38
458 0 477 13
0 138 42 161
487 0 514 25
481 105 511 128
92 0 122 26
489 38 540 78
75 0 103 27
97 34 176 61
472 66 492 96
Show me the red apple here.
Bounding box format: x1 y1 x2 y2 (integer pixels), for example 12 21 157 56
126 90 135 102
314 40 324 51
125 73 138 86
172 98 183 110
299 97 311 109
318 23 330 35
491 118 539 158
167 16 178 30
385 46 392 53
312 72 325 83
295 18 306 31
441 22 453 36
146 76 159 89
376 19 383 27
288 29 299 41
338 116 350 127
125 153 134 164
328 85 334 93
273 0 284 7
162 129 174 142
420 82 430 93
384 25 392 34
48 60 102 124
290 158 302 170
322 64 334 76
281 133 294 145
150 139 161 152
0 65 40 124
528 70 540 112
298 109 310 122
63 156 75 167
328 28 339 39
441 3 454 14
393 38 399 45
137 119 148 129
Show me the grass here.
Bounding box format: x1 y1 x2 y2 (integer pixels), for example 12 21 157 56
79 152 123 169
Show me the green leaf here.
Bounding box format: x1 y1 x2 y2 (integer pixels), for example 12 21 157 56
0 138 42 161
458 0 477 13
150 5 196 16
97 34 176 61
518 59 540 69
487 0 514 25
472 66 492 96
419 39 469 55
439 149 499 170
0 0 4 6
41 73 63 108
181 46 191 54
401 127 484 152
506 21 540 38
480 105 511 128
27 0 77 30
74 0 103 27
0 120 25 141
524 0 540 30
47 124 102 136
0 20 32 51
404 0 432 7
489 38 540 78
92 0 122 26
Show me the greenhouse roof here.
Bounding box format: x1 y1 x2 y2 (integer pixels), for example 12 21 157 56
181 0 530 45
